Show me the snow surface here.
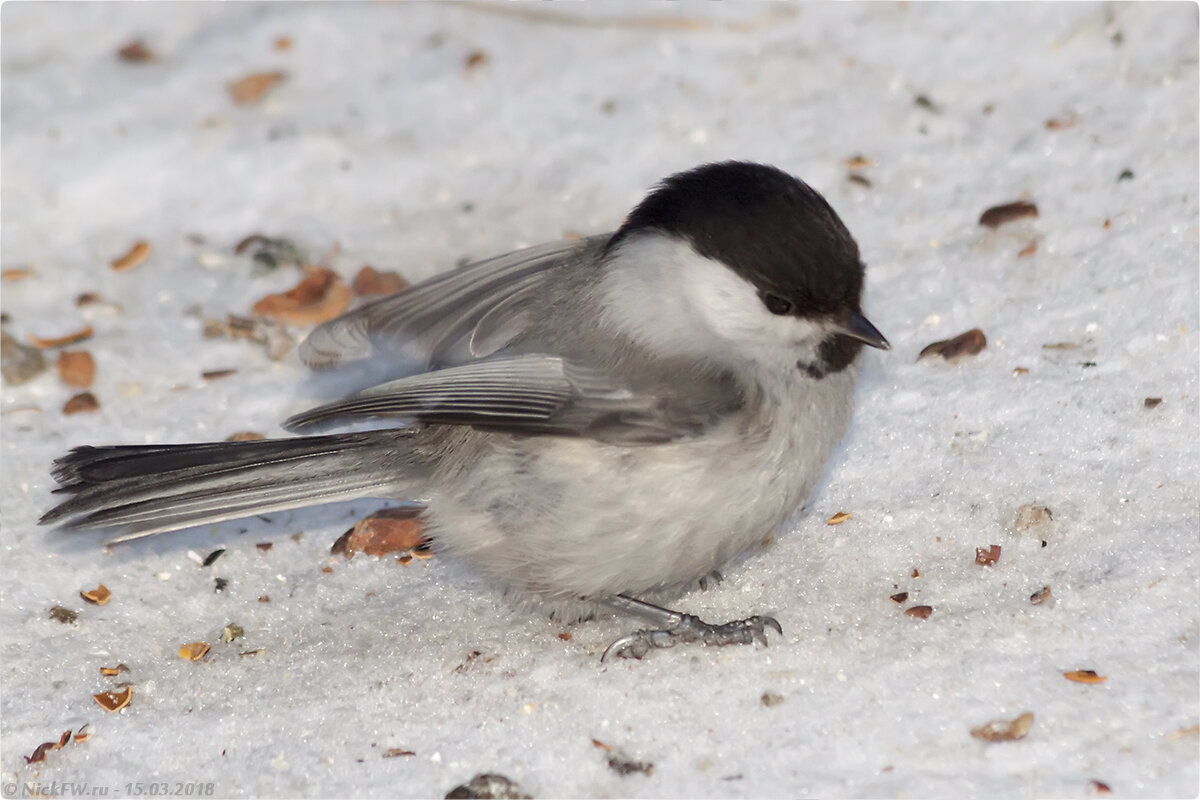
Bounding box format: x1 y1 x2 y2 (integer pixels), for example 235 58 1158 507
2 2 1198 798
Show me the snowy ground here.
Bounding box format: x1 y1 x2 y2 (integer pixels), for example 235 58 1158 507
2 3 1197 798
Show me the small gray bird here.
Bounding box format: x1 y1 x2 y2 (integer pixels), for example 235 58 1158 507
42 162 888 660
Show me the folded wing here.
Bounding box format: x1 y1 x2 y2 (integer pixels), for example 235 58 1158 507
285 353 735 445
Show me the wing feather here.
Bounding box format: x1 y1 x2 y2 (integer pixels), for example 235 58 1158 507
300 235 609 371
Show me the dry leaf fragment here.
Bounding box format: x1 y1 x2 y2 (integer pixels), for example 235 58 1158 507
905 605 933 620
1018 240 1038 258
25 740 57 764
56 350 96 388
979 201 1038 228
1064 669 1107 684
117 40 156 62
100 663 130 677
1168 725 1200 740
846 173 872 188
914 94 941 113
178 642 210 661
340 509 429 558
826 511 852 525
971 711 1033 741
255 542 274 552
1045 116 1077 130
975 545 1001 566
251 267 352 325
93 686 133 712
228 71 286 105
274 36 293 51
890 592 908 604
49 605 78 624
919 328 987 361
220 623 245 643
1030 586 1053 605
1090 779 1112 795
445 773 531 800
605 750 653 777
351 265 410 296
63 392 100 415
845 154 874 169
233 234 307 270
383 748 416 758
1042 341 1080 350
1 330 47 385
1144 397 1162 409
73 723 94 742
258 595 271 603
80 584 111 605
111 240 151 272
1014 504 1053 531
226 431 265 441
201 368 237 381
2 266 34 281
464 50 490 71
29 326 94 348
760 691 785 707
1012 366 1030 375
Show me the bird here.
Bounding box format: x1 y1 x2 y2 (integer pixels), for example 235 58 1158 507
41 161 888 660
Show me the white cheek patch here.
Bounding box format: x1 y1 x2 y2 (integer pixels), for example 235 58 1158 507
600 232 829 366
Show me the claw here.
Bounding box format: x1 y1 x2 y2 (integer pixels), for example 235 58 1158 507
600 612 783 662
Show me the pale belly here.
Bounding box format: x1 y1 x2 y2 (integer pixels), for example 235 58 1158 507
421 369 855 605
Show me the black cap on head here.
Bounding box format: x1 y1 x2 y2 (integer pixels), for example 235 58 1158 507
607 161 866 318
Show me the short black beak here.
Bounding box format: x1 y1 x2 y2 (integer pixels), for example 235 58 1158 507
834 312 890 350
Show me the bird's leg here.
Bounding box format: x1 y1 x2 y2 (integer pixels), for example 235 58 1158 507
599 594 782 662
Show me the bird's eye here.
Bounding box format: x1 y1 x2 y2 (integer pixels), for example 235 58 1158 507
761 293 793 315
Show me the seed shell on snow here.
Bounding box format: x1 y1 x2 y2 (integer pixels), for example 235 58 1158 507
56 350 96 388
1063 669 1107 684
178 642 211 661
227 71 287 105
974 545 1001 566
28 325 94 349
971 711 1034 742
93 686 133 712
904 605 933 620
63 392 100 415
110 240 151 272
979 200 1038 228
80 584 111 605
251 267 352 325
352 265 411 296
918 328 987 361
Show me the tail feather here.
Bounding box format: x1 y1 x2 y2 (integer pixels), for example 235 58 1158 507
41 431 417 541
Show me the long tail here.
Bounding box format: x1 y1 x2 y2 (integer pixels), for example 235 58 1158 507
40 431 418 543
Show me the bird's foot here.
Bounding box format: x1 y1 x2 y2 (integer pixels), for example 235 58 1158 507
600 609 782 662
